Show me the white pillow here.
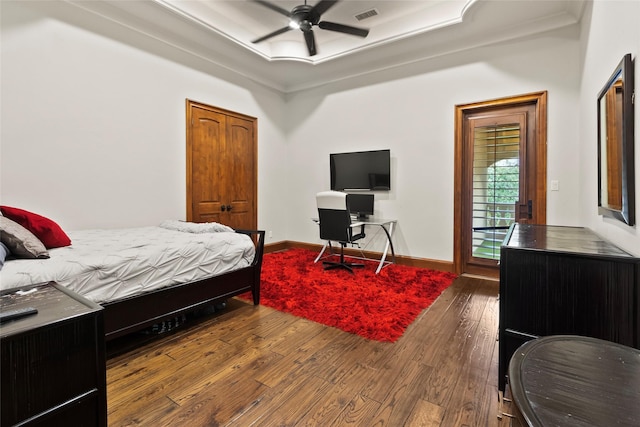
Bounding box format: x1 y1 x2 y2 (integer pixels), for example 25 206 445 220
0 216 49 259
159 219 234 233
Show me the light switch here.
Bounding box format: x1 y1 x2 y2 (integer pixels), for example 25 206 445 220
551 180 559 191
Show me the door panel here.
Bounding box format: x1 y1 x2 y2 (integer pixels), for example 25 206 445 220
186 101 257 230
467 112 526 269
225 116 255 230
191 108 225 221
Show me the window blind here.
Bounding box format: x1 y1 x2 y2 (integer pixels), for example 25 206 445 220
471 124 520 260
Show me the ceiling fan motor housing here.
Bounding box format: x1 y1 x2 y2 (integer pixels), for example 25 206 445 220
291 4 320 30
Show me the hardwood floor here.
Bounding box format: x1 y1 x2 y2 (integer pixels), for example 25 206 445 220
106 276 513 426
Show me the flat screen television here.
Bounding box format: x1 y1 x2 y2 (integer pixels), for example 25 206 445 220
330 149 390 191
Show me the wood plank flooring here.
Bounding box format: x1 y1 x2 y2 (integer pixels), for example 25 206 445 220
106 276 513 426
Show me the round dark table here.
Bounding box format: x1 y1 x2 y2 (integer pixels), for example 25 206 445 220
508 335 640 426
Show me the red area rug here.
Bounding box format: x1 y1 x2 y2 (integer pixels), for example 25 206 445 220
240 248 457 342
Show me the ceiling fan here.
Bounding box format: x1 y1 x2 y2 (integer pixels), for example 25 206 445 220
251 0 370 56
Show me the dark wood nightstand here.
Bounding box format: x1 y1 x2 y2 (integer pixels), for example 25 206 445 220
1 282 107 427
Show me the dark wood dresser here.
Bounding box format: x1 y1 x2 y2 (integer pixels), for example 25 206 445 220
498 224 640 392
1 282 107 427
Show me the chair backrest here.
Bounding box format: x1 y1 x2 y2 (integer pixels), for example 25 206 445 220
316 191 352 243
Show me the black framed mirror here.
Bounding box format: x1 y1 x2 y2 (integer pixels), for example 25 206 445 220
597 53 635 226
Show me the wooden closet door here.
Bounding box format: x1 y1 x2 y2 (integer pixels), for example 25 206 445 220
223 115 256 230
186 100 257 230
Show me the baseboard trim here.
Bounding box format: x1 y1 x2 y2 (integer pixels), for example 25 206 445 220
264 241 454 273
264 241 289 253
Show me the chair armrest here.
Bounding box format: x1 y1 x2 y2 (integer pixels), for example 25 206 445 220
349 225 366 241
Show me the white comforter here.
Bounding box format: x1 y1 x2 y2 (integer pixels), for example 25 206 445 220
0 225 255 304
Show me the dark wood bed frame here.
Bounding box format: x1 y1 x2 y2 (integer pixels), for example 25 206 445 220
101 229 265 341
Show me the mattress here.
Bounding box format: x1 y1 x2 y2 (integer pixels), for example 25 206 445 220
0 225 255 304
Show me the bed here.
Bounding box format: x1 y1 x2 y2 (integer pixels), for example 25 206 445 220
0 215 264 341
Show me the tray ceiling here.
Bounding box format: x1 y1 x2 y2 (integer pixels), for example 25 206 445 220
63 0 586 93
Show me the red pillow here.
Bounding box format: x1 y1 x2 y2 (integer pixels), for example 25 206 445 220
0 206 71 249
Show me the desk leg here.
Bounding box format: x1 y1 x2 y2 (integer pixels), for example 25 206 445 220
376 222 396 274
315 241 331 263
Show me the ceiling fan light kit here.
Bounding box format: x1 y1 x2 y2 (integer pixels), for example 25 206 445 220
251 0 370 56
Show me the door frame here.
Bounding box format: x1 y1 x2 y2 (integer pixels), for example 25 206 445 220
453 91 547 277
185 99 258 229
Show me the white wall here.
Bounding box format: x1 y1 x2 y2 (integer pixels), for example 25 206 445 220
578 0 640 255
285 27 582 261
0 1 289 241
3 1 636 262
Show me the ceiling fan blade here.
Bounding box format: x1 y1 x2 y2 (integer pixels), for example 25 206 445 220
251 0 291 18
318 21 369 37
310 0 339 17
304 30 317 56
252 26 292 44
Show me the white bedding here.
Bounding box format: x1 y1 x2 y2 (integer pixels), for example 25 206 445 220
0 225 255 304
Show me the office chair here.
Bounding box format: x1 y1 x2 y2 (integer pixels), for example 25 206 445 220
316 191 366 273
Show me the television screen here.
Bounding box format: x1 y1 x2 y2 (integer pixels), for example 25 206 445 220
330 149 390 191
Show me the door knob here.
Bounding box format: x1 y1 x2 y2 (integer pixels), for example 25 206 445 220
221 205 226 211
226 205 232 211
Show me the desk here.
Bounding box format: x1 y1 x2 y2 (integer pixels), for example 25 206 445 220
312 217 397 274
508 335 640 427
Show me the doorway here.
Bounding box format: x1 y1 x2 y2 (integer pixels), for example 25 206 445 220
454 92 547 278
186 100 257 230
